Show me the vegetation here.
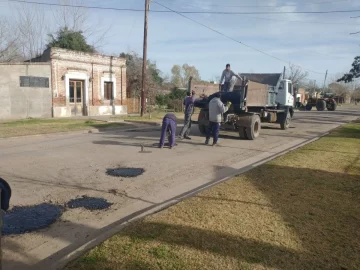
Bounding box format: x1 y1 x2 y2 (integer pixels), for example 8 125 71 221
47 27 96 53
0 119 125 138
338 56 360 83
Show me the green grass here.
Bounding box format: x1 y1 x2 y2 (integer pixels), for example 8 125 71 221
66 121 360 270
0 119 126 138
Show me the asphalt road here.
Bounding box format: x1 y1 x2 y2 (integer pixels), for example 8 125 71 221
1 106 359 270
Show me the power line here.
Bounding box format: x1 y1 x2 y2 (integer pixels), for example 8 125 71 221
152 1 325 75
6 0 360 15
175 0 349 9
239 15 360 26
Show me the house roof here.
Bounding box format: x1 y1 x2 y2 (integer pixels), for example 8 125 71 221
239 73 282 87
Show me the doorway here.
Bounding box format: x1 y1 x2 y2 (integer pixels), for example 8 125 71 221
69 80 86 116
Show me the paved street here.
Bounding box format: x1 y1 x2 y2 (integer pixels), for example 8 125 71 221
1 106 359 270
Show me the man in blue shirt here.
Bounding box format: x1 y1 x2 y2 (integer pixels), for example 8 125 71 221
179 90 196 140
159 113 177 149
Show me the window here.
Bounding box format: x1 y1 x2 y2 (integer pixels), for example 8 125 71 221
69 81 75 103
69 80 83 103
20 76 49 88
104 82 113 100
288 82 293 94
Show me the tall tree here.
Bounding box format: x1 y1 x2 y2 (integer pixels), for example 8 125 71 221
120 52 164 100
286 64 309 86
47 27 96 53
171 64 201 87
0 19 22 62
337 56 360 83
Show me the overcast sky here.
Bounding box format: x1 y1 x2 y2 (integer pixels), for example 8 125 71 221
1 0 360 84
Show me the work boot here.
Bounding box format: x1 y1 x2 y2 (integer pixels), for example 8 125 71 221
184 136 191 140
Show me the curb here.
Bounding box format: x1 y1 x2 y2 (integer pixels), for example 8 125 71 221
124 120 160 126
50 129 333 270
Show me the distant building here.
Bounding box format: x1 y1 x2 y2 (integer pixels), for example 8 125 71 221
0 48 130 120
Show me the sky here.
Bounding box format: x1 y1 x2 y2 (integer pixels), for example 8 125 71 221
1 0 360 85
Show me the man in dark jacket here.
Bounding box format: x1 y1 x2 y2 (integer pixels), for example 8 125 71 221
159 113 177 149
179 90 196 140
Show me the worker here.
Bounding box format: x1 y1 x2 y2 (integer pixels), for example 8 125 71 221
159 113 177 149
219 63 243 92
179 90 196 140
205 92 230 146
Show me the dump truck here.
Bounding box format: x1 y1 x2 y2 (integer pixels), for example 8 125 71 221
305 92 337 111
193 73 294 140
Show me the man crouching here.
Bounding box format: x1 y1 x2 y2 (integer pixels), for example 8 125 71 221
159 113 177 149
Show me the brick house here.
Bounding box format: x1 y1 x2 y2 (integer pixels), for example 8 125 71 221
29 48 127 117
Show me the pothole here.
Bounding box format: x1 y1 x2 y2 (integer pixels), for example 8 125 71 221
106 167 145 178
2 203 63 236
67 196 113 210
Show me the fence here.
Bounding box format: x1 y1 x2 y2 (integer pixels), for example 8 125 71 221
124 98 140 114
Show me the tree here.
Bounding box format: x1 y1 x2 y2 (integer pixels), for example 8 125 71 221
0 19 22 62
120 52 164 99
171 64 201 87
286 64 309 86
13 3 48 59
47 27 96 53
337 56 360 83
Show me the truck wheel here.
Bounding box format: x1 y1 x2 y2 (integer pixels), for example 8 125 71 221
198 124 207 135
280 112 291 130
238 127 248 139
245 115 261 140
327 101 337 111
198 109 209 135
316 100 326 111
305 104 312 111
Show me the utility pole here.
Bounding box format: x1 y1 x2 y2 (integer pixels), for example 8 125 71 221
322 70 328 91
141 0 150 117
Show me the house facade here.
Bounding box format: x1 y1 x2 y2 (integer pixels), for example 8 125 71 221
29 48 127 117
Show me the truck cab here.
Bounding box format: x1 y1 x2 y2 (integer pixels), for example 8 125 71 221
276 79 294 107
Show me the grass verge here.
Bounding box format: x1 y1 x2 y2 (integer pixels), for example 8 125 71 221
66 121 360 270
0 119 126 138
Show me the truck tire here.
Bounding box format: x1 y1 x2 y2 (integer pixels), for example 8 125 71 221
305 104 312 111
280 111 291 130
238 127 248 140
198 109 209 135
316 100 326 111
327 101 337 111
198 124 207 135
245 115 261 140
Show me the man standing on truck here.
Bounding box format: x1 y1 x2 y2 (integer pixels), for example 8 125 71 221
205 92 230 146
220 64 243 92
179 90 196 140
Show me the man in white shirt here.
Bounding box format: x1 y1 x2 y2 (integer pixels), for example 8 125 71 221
219 63 243 92
205 92 230 146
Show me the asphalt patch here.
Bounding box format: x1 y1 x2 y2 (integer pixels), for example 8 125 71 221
106 167 145 177
2 203 63 236
67 196 113 210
